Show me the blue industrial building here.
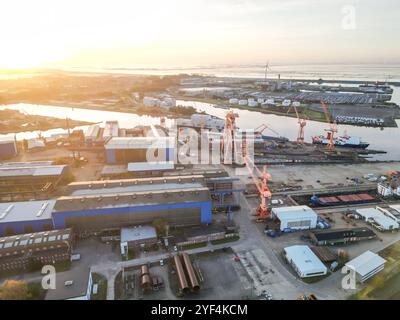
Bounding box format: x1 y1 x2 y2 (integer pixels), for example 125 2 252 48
0 176 213 236
52 194 212 230
0 200 55 237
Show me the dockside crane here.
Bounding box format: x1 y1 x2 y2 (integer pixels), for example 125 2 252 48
254 123 282 139
222 110 239 164
242 148 272 222
286 104 307 145
320 99 337 151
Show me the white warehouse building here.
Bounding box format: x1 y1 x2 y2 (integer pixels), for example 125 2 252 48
272 206 318 231
356 208 399 231
345 250 386 283
284 245 327 278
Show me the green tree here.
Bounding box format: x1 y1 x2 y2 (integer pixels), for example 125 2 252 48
152 218 167 237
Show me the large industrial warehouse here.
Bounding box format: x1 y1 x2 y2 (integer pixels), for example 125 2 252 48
104 137 175 165
0 200 56 236
52 187 212 231
272 206 318 231
0 162 71 186
0 175 223 236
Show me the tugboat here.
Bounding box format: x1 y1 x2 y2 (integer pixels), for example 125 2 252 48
312 131 369 149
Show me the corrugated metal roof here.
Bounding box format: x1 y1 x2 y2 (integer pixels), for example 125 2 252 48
356 208 399 229
120 226 157 243
68 175 205 191
0 200 56 223
71 182 204 196
284 245 327 276
0 161 54 168
54 187 211 212
389 204 400 214
0 228 71 251
0 165 66 178
105 137 175 150
272 206 317 221
346 251 386 277
127 161 174 172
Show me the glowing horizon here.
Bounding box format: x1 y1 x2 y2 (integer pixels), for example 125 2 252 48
1 0 400 69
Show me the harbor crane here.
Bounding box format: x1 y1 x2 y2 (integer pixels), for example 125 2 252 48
242 147 272 222
286 104 307 145
264 61 272 82
320 99 338 151
254 123 282 139
222 110 239 164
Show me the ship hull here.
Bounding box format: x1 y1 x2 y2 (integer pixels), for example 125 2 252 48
311 194 378 207
312 140 369 149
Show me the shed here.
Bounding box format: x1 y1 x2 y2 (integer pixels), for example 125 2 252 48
45 268 93 300
120 225 158 255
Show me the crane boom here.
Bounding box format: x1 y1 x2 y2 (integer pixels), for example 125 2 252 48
255 123 281 137
243 153 272 221
320 99 332 124
286 104 307 145
320 99 338 151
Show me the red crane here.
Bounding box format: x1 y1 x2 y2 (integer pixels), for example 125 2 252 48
320 99 337 151
286 104 307 145
242 154 272 222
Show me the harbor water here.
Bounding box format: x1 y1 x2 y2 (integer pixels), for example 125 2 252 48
0 102 399 161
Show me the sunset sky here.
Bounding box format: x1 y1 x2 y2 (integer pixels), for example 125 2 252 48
1 0 399 69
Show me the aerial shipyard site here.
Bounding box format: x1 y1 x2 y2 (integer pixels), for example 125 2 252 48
0 0 400 304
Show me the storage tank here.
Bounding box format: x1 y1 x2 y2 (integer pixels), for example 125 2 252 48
141 264 150 277
141 274 152 289
238 100 248 106
173 255 189 293
257 98 264 104
0 136 17 160
181 253 200 291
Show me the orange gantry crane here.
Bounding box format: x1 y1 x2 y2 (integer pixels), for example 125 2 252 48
320 99 338 151
242 154 272 222
287 104 307 145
